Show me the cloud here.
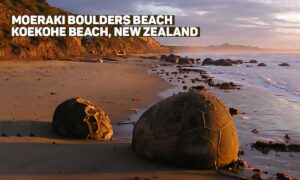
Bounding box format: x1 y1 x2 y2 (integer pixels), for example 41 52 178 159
46 0 300 48
135 2 186 16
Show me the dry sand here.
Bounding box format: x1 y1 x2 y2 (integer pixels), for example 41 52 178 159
0 58 228 180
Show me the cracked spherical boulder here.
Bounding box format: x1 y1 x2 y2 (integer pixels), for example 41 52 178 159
132 91 239 169
52 98 113 140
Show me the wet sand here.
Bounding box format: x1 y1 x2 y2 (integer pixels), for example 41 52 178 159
0 58 230 180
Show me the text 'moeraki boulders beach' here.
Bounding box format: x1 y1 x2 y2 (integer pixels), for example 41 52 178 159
132 90 239 169
52 98 113 140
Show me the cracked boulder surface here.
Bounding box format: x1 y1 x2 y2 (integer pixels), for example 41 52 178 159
132 90 239 169
52 98 113 140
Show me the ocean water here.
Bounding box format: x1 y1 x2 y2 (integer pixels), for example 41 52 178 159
179 52 300 104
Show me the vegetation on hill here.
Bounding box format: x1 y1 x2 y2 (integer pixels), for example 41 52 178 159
0 0 169 60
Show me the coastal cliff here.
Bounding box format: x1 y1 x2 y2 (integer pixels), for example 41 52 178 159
0 0 169 60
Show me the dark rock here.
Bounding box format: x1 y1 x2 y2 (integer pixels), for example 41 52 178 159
252 141 289 152
160 55 168 61
202 58 214 66
251 173 263 180
258 63 267 67
251 129 259 134
216 82 237 90
284 134 291 140
229 107 239 116
183 86 188 90
279 63 290 67
52 98 113 140
288 144 300 152
166 54 180 63
249 60 258 63
189 85 207 91
213 59 233 66
238 150 245 156
276 172 293 180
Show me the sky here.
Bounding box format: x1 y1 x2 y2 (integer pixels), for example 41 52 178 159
47 0 300 49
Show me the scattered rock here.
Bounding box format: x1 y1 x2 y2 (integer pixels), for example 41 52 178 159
249 60 258 63
216 82 237 90
252 141 293 152
29 132 35 137
284 134 291 140
50 92 56 95
229 107 239 116
279 63 290 67
258 63 267 67
276 172 293 180
251 129 259 134
52 98 113 140
238 150 245 156
160 55 168 61
251 172 263 180
16 132 22 137
183 86 188 90
189 85 207 92
1 133 7 137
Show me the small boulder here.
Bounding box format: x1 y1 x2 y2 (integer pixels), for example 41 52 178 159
52 98 113 140
249 60 258 63
279 63 290 67
258 63 267 67
229 107 239 116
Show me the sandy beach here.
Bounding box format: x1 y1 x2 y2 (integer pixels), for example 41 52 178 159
0 57 231 180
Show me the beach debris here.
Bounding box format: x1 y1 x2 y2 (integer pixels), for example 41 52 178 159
229 107 239 116
52 98 113 140
132 90 239 169
278 63 290 67
258 63 267 67
251 129 259 134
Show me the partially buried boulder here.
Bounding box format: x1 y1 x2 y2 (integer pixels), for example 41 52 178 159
52 98 113 140
132 90 239 169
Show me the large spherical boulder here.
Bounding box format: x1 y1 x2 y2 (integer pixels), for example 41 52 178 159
132 91 239 169
52 98 113 140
